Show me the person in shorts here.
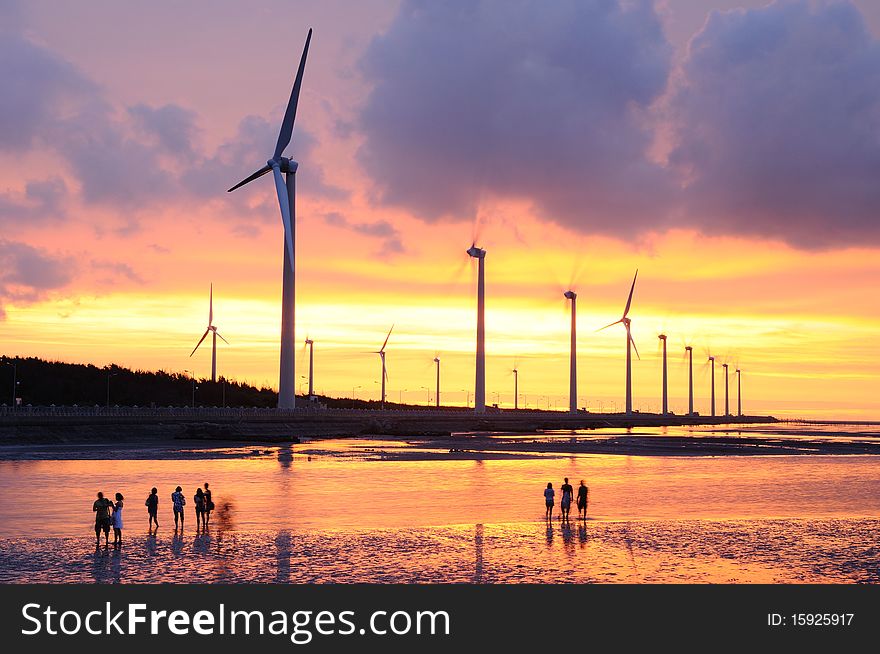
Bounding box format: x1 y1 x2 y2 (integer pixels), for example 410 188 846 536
560 477 574 522
544 482 555 520
171 486 186 530
577 480 589 520
194 487 206 530
93 491 113 546
203 482 213 525
145 487 159 530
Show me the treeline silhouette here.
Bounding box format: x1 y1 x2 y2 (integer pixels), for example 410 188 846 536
0 355 469 411
0 356 276 408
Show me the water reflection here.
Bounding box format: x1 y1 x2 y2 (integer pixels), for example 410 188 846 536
3 518 875 583
276 530 291 583
473 524 483 584
277 445 293 470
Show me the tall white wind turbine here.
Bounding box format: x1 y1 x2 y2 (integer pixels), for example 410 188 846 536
599 270 640 415
658 334 668 415
373 325 393 409
227 29 312 409
467 244 486 413
304 338 314 399
190 284 229 383
722 362 730 416
685 345 694 415
736 368 742 416
433 356 440 408
708 355 716 417
564 290 578 413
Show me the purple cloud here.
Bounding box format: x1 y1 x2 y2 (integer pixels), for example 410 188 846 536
356 0 675 233
0 239 73 318
668 0 880 248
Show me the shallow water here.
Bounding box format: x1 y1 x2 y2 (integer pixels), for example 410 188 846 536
1 427 878 583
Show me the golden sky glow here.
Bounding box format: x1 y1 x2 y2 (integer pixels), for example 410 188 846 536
2 0 880 419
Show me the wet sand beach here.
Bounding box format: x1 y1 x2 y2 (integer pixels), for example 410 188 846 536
0 422 877 583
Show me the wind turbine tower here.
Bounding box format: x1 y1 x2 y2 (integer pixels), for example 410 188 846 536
736 368 742 416
227 29 313 409
190 284 229 383
434 356 440 408
564 290 578 413
512 367 519 410
600 270 640 415
685 346 694 415
374 326 393 409
708 355 716 417
658 334 668 415
723 362 730 416
467 244 486 413
305 338 314 398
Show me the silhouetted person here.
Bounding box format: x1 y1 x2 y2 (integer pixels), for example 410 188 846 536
194 487 206 530
560 477 574 522
544 482 555 520
145 487 159 530
93 492 113 546
112 493 124 546
203 482 213 525
172 486 186 529
577 480 589 520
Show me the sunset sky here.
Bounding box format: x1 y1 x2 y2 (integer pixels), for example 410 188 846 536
2 0 879 418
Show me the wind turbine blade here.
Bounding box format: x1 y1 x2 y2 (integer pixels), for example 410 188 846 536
380 324 394 352
208 283 213 327
190 329 210 357
622 269 638 318
273 28 313 160
227 164 272 193
272 165 295 265
630 332 640 360
216 332 230 345
597 319 622 332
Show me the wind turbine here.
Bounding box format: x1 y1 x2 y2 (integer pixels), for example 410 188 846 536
658 334 668 415
685 345 694 415
304 338 314 399
467 244 486 413
227 28 313 409
736 368 742 416
190 284 229 383
599 270 639 415
433 356 440 408
512 366 519 410
722 362 730 416
564 290 578 413
373 325 393 409
707 355 716 417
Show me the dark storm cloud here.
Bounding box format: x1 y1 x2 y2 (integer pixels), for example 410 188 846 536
667 0 880 248
356 0 675 233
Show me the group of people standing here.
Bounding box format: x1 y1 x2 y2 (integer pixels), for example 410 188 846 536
544 477 588 522
93 482 215 547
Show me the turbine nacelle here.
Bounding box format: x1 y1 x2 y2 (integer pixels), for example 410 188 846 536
268 157 299 174
563 290 577 300
466 244 486 259
685 345 693 352
658 334 667 341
